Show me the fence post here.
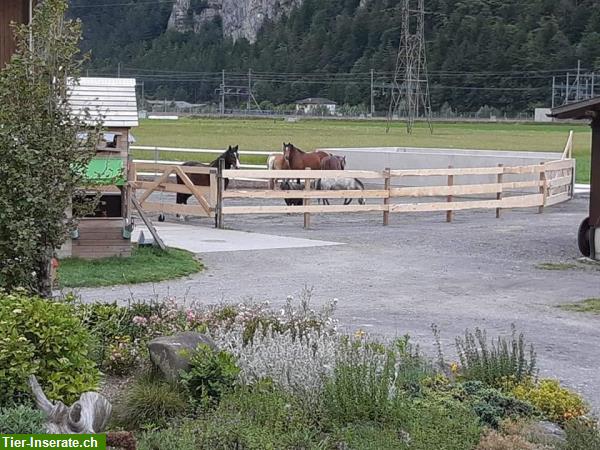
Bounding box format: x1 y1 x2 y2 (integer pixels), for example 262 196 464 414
570 159 576 200
304 168 311 229
496 164 504 219
538 162 546 214
216 158 225 229
446 165 454 223
383 168 391 226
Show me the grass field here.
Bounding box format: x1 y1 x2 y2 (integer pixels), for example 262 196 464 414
132 118 592 182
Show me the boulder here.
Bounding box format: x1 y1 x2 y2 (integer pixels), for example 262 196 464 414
148 332 217 382
527 421 566 444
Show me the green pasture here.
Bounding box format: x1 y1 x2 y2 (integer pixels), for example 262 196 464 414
132 118 591 183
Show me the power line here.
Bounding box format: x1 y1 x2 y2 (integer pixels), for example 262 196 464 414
70 0 175 8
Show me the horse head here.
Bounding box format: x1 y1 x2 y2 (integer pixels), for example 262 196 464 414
341 156 347 170
283 142 293 163
225 145 241 169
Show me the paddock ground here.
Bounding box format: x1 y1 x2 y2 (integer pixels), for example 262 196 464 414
76 195 600 411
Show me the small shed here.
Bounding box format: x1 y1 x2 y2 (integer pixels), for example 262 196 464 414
295 97 337 115
64 77 139 259
550 98 600 260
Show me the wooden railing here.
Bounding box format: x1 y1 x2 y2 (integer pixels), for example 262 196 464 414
131 162 217 218
130 156 575 229
219 159 575 228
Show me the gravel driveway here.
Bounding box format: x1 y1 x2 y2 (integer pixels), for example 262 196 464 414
76 196 600 410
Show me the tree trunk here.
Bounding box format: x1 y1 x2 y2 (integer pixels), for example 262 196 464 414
36 247 53 298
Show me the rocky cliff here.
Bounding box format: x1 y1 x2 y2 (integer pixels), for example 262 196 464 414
168 0 303 43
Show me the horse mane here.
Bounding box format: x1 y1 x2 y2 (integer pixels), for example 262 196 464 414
286 143 306 154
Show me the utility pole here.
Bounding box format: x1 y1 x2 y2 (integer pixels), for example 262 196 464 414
370 69 375 116
220 69 225 115
247 68 252 112
552 76 556 108
387 0 432 134
576 60 581 102
117 62 121 78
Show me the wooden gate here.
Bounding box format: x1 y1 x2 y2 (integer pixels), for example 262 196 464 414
131 162 217 218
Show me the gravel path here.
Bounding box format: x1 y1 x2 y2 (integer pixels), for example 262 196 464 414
75 197 600 410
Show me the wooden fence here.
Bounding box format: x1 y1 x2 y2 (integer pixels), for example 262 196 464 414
219 159 575 228
130 156 575 229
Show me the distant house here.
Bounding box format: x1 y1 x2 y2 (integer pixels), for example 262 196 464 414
295 97 337 115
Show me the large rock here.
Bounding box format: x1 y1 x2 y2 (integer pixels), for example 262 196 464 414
148 332 217 382
527 421 567 445
168 0 303 43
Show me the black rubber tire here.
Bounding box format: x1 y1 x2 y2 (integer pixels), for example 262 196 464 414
158 214 166 223
578 217 591 257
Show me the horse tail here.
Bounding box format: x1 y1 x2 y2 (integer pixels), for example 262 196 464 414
355 179 365 190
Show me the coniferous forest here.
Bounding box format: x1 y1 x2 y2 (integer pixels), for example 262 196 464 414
70 0 600 113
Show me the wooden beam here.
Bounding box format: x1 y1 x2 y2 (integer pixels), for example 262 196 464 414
390 184 502 198
545 192 571 207
141 202 213 217
223 169 385 179
223 204 387 215
223 189 388 199
173 166 212 214
389 194 543 213
131 197 167 251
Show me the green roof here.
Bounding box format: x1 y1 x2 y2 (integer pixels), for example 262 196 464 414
84 158 125 186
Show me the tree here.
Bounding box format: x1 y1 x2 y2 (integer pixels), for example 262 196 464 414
0 0 99 296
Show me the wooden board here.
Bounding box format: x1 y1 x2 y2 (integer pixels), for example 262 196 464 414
502 166 544 175
223 169 385 179
134 181 211 195
545 192 571 207
142 201 214 217
223 189 388 199
544 159 575 171
502 180 544 190
389 194 543 213
547 176 572 189
391 167 504 177
134 162 215 175
223 204 387 215
390 184 502 198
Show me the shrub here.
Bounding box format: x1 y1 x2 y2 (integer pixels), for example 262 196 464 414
563 418 600 450
113 375 189 430
0 290 99 404
103 336 141 376
192 381 326 449
392 397 483 450
449 381 537 428
511 379 588 424
0 405 46 434
324 336 432 425
455 326 537 388
138 426 198 450
180 344 240 410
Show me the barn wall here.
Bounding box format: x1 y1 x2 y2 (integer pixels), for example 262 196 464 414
0 0 28 68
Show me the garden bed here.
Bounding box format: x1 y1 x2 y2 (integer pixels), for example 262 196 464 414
1 290 599 449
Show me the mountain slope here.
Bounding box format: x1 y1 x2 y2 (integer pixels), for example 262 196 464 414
71 0 600 113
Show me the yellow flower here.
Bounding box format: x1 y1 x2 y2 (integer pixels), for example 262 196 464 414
354 329 367 339
450 362 460 374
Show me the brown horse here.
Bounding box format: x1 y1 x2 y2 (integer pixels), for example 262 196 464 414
267 153 290 189
283 143 330 171
320 155 346 170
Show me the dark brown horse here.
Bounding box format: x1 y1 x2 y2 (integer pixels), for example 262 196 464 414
175 145 240 207
283 143 330 171
320 155 346 170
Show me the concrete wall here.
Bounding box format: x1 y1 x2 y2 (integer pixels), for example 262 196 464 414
320 147 563 188
535 108 553 122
